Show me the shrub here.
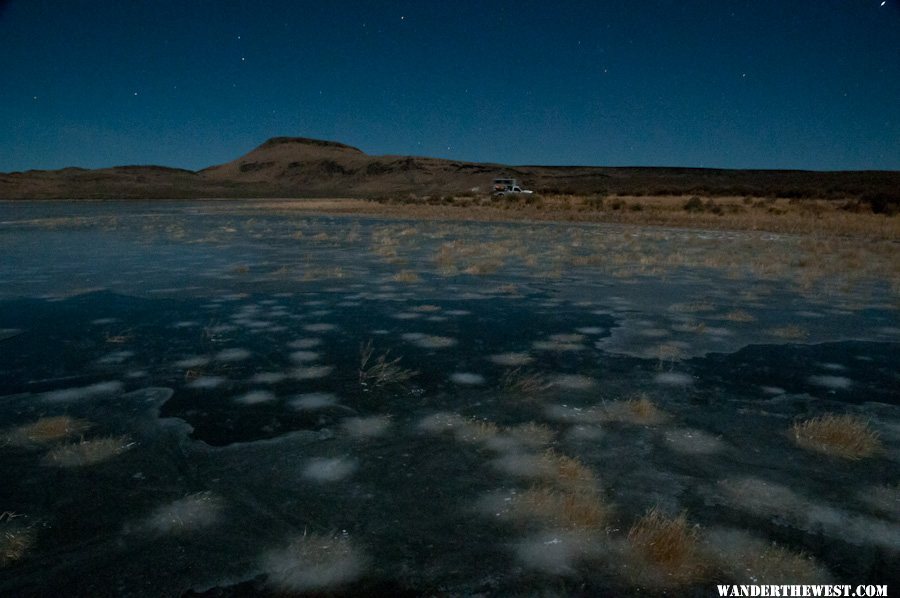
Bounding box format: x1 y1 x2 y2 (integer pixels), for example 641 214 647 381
860 192 900 216
683 196 704 212
791 414 881 459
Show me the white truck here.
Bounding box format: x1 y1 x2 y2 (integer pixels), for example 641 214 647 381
492 178 533 197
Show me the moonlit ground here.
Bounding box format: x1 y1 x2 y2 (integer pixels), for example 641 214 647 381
0 200 898 596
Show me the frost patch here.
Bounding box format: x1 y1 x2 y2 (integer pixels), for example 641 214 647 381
288 338 322 349
514 531 600 575
289 351 320 363
42 381 123 402
450 372 485 385
174 356 210 368
664 428 726 455
251 372 288 384
341 415 392 438
97 350 134 364
215 348 251 362
292 365 334 380
186 376 227 389
408 335 457 349
261 533 367 592
291 393 338 410
654 372 693 386
302 457 356 483
142 492 223 535
807 375 852 390
235 390 277 405
489 352 534 367
303 323 337 332
551 374 596 390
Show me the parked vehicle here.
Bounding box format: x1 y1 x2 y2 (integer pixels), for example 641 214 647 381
492 178 533 197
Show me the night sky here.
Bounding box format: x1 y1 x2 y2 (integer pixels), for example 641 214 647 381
1 0 898 172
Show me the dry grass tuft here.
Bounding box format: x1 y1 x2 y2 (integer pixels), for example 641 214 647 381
723 309 756 322
42 435 134 467
768 325 809 340
791 414 881 459
358 340 418 389
627 508 705 585
1 524 34 568
507 422 555 447
302 266 345 281
595 395 668 425
391 270 421 283
5 416 92 446
513 486 609 530
454 418 501 444
540 449 598 493
704 528 831 584
501 368 552 398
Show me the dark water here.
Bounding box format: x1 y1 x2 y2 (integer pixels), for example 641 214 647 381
0 201 898 596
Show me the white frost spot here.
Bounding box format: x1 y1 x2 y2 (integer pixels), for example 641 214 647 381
186 376 227 389
303 323 336 332
215 348 251 362
292 365 334 380
174 356 210 368
808 375 852 390
550 374 596 390
576 327 605 335
302 457 356 483
42 381 123 402
450 372 485 385
97 350 134 364
341 415 392 438
143 492 223 535
515 531 598 574
251 372 288 384
288 338 322 349
261 533 367 592
409 335 457 349
488 352 533 366
289 350 320 363
417 412 465 433
291 393 338 410
664 428 726 455
654 372 693 386
235 390 277 405
490 452 554 479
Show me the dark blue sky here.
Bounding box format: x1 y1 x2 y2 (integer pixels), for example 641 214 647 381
1 0 898 171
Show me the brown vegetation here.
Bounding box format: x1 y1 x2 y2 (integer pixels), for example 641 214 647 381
42 435 134 467
1 522 33 568
594 395 669 426
626 508 706 585
5 416 92 446
501 368 552 398
358 340 417 389
512 486 609 530
791 414 881 459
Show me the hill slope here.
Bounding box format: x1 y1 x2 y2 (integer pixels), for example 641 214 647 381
2 136 898 199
